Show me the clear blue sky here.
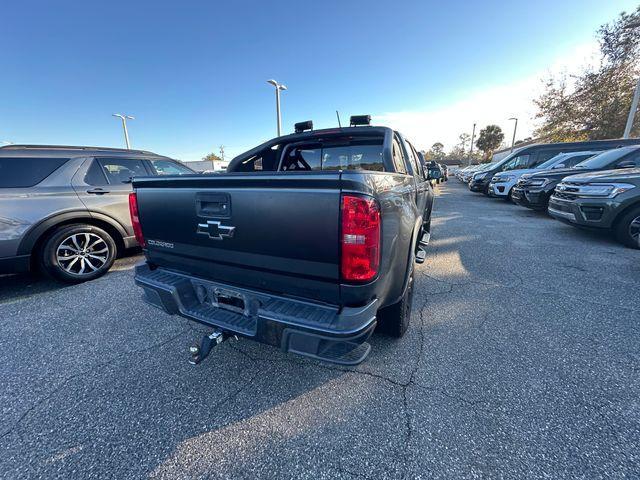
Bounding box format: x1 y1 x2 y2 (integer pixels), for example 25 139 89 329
1 0 637 160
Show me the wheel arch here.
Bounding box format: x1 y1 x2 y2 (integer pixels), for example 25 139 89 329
612 200 640 230
18 211 128 263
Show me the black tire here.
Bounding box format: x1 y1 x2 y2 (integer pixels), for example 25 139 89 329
377 270 415 338
506 187 514 202
614 206 640 249
40 224 117 283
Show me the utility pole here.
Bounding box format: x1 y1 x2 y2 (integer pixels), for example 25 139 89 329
469 123 477 166
112 114 134 149
623 20 640 138
219 145 225 162
509 117 518 152
267 79 287 136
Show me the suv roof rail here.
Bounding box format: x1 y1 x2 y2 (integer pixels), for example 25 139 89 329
0 144 157 155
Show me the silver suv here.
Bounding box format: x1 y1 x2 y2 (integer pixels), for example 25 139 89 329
0 145 194 282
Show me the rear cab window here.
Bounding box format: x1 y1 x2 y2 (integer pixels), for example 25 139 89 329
280 136 385 172
0 157 69 187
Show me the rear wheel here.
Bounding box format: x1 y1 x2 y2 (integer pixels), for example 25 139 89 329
377 270 415 338
40 224 117 283
614 206 640 249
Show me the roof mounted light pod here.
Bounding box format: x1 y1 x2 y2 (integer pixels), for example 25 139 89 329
294 120 313 133
350 115 371 127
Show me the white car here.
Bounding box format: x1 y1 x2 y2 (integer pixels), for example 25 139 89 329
487 151 599 200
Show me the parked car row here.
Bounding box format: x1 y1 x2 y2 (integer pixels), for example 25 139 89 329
455 139 640 249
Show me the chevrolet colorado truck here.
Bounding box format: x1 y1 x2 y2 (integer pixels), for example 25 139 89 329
131 117 439 365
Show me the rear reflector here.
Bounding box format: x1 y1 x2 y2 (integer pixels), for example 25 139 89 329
341 195 380 282
128 192 146 248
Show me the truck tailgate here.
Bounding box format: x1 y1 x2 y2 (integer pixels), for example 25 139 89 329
134 173 343 304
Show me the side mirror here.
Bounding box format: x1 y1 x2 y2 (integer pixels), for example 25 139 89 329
617 160 636 169
552 163 566 169
428 168 442 180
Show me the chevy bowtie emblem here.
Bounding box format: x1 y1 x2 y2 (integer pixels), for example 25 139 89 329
197 220 236 240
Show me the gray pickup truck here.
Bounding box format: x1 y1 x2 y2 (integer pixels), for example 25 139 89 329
132 117 439 365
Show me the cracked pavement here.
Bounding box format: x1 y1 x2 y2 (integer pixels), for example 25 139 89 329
1 180 639 479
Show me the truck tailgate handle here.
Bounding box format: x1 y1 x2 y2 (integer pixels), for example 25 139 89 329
196 193 231 218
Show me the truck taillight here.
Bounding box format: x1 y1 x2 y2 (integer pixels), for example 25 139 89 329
341 195 380 282
128 192 146 248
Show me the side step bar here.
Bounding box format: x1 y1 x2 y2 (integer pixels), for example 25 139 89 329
415 232 430 264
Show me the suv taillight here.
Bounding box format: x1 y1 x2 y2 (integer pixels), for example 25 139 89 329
341 195 380 282
128 192 146 248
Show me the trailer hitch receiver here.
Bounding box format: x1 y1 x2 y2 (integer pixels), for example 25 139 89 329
189 329 228 365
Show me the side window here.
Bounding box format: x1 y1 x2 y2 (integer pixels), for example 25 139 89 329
565 154 593 167
148 159 193 175
97 158 148 184
392 138 407 174
408 142 424 177
84 160 108 186
402 139 419 176
502 154 531 171
534 151 560 166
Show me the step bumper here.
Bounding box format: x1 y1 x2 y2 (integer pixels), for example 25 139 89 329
135 263 377 365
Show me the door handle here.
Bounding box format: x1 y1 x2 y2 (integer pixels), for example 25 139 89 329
87 188 110 195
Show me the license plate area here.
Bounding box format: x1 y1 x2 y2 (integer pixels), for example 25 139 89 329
193 282 248 315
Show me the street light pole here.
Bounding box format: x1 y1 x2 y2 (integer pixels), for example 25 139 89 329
509 117 518 152
112 114 135 149
469 123 477 166
267 79 287 136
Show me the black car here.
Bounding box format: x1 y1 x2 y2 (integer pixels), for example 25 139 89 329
132 117 438 365
468 138 640 195
548 168 640 248
512 145 640 211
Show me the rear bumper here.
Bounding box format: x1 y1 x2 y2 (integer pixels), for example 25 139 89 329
134 263 378 365
0 254 31 274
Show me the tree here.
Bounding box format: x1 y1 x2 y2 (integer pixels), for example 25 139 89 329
534 6 640 140
203 152 222 163
475 125 504 161
457 133 471 153
428 142 445 161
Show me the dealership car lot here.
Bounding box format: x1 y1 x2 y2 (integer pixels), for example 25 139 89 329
1 180 639 479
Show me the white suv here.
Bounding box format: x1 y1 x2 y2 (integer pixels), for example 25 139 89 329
487 151 598 200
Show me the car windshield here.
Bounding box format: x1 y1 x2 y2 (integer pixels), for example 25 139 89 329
574 147 636 169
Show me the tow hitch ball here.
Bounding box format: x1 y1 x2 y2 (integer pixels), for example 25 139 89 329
189 330 228 365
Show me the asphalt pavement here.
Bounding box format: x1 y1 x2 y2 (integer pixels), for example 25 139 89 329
1 180 639 479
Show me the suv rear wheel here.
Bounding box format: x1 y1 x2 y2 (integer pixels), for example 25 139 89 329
40 224 117 283
376 270 415 338
615 206 640 249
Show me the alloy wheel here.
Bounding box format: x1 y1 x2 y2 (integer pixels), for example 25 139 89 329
56 232 110 275
629 215 640 243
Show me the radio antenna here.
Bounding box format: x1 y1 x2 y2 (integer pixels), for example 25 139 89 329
336 110 342 128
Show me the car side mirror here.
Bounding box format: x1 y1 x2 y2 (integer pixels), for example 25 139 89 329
552 163 566 169
617 160 636 169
